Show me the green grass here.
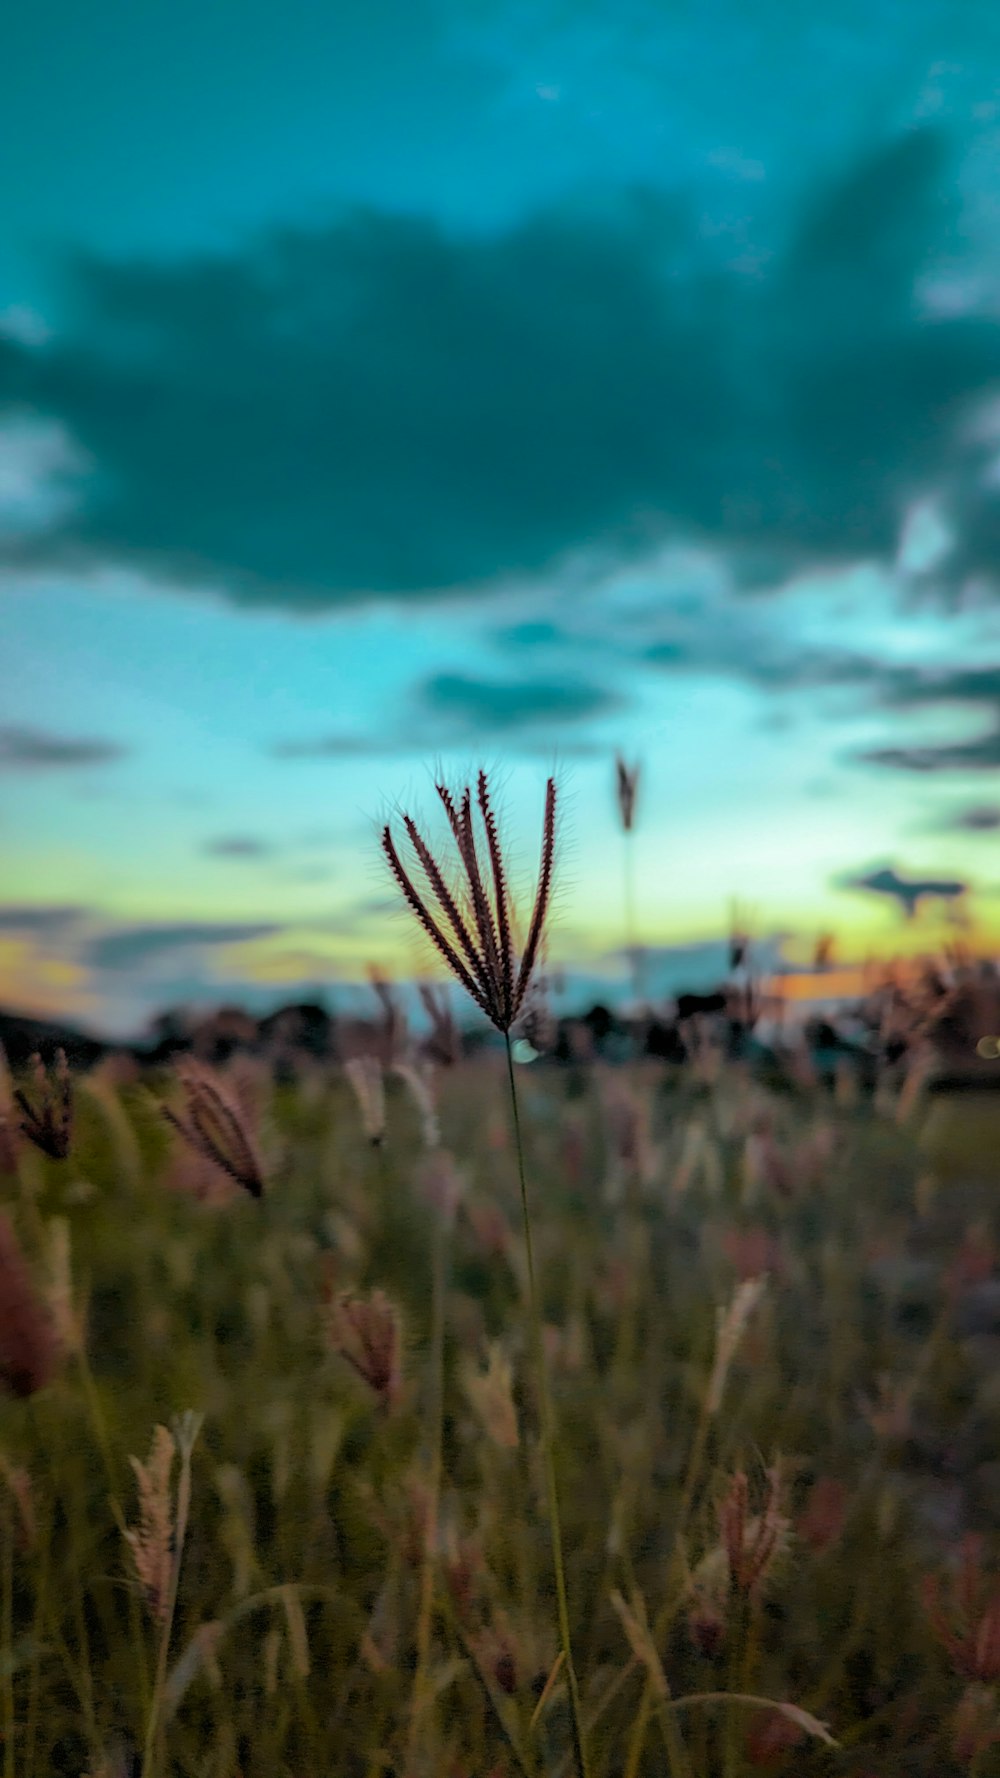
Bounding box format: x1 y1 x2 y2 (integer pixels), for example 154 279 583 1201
2 1052 1000 1776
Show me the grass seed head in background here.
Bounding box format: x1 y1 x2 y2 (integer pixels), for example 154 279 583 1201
14 1048 72 1161
326 1286 403 1410
707 1276 767 1416
394 1057 440 1148
614 755 641 833
345 1055 387 1146
417 981 463 1067
0 1212 59 1398
719 1465 791 1600
463 1342 520 1449
381 770 556 1033
368 965 408 1064
0 1046 19 1174
923 1535 1000 1683
161 1060 266 1198
124 1423 175 1624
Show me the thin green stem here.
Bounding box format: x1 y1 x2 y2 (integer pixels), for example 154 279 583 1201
505 1033 590 1778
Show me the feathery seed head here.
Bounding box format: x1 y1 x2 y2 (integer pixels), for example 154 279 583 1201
14 1049 72 1162
124 1424 175 1623
345 1055 387 1146
418 982 463 1067
463 1343 519 1449
381 771 556 1033
162 1061 265 1198
718 1465 791 1599
326 1286 402 1409
707 1275 767 1416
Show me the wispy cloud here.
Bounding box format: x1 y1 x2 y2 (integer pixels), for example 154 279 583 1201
0 725 128 771
859 726 1000 772
939 802 1000 831
84 921 282 972
418 670 621 731
0 904 86 934
271 668 620 758
201 835 275 860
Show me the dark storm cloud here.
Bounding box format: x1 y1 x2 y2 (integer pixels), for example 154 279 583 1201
2 130 999 606
0 725 129 770
838 864 970 917
86 921 281 971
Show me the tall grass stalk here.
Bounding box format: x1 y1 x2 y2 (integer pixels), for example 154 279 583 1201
623 834 642 1010
624 1382 715 1774
141 1417 201 1778
614 756 642 1011
505 1032 590 1778
2 1504 14 1778
406 1210 448 1774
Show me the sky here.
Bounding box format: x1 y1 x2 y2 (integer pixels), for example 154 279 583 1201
1 0 1000 1034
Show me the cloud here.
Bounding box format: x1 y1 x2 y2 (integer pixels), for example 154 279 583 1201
418 670 621 731
85 921 282 972
837 863 969 917
271 668 619 757
645 638 1000 703
0 904 86 934
880 665 1000 707
2 130 999 607
852 663 1000 771
271 733 402 760
941 802 1000 830
859 726 1000 772
0 725 128 771
202 835 274 859
491 619 567 649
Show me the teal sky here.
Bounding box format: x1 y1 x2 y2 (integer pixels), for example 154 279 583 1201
1 0 999 1033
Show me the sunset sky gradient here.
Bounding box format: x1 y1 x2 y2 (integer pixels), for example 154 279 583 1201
1 0 998 1033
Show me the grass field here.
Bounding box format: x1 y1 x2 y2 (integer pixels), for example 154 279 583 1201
1 1042 1000 1777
